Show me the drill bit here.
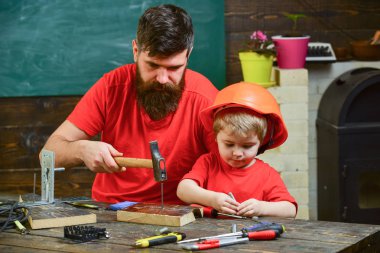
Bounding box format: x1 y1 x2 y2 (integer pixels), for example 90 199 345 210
161 182 164 209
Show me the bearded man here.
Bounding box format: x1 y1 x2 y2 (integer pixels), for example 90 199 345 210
40 4 218 204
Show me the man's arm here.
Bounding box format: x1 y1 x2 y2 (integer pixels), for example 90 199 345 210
41 120 125 173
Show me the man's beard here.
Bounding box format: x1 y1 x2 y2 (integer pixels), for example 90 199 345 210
135 66 185 121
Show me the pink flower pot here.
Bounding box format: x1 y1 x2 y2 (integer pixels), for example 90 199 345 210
272 35 310 69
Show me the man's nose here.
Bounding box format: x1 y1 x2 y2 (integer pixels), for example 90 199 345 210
155 67 169 84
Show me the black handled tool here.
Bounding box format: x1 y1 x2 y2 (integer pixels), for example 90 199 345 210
135 232 186 248
242 221 285 234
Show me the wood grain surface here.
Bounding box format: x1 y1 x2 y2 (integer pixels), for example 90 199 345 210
27 203 96 229
117 203 196 227
0 206 379 252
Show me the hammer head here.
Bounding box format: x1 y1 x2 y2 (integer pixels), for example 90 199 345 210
149 140 167 182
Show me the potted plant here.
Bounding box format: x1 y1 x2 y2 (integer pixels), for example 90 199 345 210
272 13 310 69
239 30 276 87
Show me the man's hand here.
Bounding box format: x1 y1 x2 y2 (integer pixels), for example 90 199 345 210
80 140 126 173
41 120 127 173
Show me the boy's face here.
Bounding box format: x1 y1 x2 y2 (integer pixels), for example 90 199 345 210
216 128 261 168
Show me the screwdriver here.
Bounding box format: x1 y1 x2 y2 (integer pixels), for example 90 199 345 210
178 229 279 244
181 230 279 250
242 222 285 234
64 201 100 210
227 192 259 220
202 206 254 220
182 237 248 251
135 232 186 248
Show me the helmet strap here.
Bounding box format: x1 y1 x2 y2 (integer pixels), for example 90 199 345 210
258 118 274 155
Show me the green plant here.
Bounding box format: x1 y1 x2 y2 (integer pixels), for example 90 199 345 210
283 12 306 36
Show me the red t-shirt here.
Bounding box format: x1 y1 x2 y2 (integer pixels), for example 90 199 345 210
67 64 218 204
182 151 298 209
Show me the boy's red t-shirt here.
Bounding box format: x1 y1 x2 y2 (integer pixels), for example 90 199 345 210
182 151 298 210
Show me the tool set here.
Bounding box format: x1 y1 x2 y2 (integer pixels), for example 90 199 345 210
64 225 109 242
177 221 284 250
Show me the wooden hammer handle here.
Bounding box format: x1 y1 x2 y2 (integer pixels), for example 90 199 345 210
114 157 153 168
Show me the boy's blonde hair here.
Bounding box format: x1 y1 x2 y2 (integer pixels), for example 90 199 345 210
213 107 267 142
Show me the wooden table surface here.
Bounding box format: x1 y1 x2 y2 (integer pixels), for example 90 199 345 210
0 206 379 253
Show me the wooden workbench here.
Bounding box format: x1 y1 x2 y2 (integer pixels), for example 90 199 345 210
0 207 379 253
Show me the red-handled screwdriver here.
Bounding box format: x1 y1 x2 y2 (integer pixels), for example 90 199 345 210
243 230 279 240
181 237 248 251
178 229 279 244
181 231 278 251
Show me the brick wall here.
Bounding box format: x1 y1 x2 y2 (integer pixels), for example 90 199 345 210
259 68 310 220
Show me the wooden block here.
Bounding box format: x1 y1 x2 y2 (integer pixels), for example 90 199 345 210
27 203 97 229
117 203 197 227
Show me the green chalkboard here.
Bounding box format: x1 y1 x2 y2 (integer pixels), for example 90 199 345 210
0 0 225 97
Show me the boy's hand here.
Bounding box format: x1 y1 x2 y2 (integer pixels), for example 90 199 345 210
212 192 239 214
236 198 264 217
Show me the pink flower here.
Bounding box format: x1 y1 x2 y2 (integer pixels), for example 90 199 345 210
250 30 268 42
243 30 275 56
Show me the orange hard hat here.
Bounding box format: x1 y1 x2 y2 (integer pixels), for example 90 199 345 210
200 82 288 154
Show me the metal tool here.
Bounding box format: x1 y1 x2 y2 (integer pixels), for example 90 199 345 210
202 206 254 220
155 227 170 235
180 222 285 244
23 150 65 206
113 140 167 181
40 150 65 204
178 232 240 244
181 237 248 251
114 140 167 209
181 229 280 251
135 232 186 248
242 222 285 234
226 193 259 221
64 225 109 242
231 224 237 233
178 228 279 244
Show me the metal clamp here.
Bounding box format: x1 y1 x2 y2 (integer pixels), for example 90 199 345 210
40 150 65 203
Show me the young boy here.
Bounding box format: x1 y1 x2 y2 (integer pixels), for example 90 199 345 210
177 82 297 218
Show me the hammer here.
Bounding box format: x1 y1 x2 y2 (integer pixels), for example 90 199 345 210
113 140 167 182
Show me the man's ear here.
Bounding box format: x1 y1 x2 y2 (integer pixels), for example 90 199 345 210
187 46 193 58
132 40 138 62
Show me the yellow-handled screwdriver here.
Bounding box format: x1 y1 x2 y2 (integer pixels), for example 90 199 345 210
135 232 186 248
